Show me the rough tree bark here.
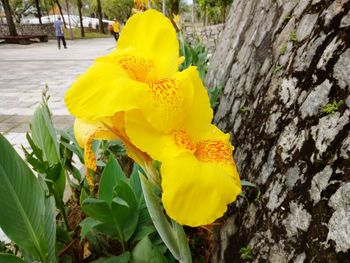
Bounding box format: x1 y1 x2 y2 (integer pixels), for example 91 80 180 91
206 0 350 262
1 0 17 36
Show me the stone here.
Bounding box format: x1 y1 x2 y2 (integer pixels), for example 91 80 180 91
296 14 319 41
309 166 333 204
333 48 350 92
317 37 341 70
327 183 350 252
283 201 312 237
311 110 350 157
299 79 332 118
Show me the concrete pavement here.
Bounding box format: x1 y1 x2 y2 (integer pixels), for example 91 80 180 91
0 38 115 152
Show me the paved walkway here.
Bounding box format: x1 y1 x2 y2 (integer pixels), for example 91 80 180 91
0 38 115 152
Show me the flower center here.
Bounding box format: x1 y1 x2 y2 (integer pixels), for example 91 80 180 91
117 54 155 82
173 130 234 165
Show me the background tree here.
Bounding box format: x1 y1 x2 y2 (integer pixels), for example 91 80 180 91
34 0 42 23
96 0 104 33
9 0 34 23
1 0 18 36
54 0 67 28
77 0 84 37
206 0 350 262
101 0 133 22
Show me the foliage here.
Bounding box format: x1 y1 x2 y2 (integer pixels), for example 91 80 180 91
289 31 298 42
179 35 208 80
240 246 253 261
64 28 112 39
322 100 345 114
0 94 176 262
279 44 287 55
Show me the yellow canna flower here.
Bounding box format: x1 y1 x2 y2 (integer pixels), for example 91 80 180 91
65 9 190 134
124 69 241 227
74 115 151 186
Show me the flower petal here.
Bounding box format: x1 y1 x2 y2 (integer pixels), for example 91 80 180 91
74 118 118 148
124 110 187 161
65 61 147 120
118 9 179 78
161 152 241 227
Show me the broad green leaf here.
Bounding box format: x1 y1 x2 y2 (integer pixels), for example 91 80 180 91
132 236 167 263
0 253 26 263
79 217 100 241
82 198 112 222
31 105 60 164
80 187 89 205
91 252 130 263
99 155 127 203
139 173 180 260
131 236 153 263
30 105 66 197
0 134 48 261
112 182 138 241
43 196 58 263
129 164 143 200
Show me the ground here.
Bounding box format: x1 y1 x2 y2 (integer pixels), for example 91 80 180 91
0 38 115 153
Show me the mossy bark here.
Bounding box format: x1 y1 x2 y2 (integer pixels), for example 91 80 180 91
206 0 350 262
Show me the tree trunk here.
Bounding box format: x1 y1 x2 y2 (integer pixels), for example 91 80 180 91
206 0 350 262
96 0 104 34
35 0 42 24
55 0 67 28
1 0 17 36
77 0 84 37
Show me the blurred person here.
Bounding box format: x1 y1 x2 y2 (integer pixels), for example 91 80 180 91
112 18 120 41
54 17 67 49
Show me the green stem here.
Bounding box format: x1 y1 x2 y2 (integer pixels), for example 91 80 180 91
139 168 192 262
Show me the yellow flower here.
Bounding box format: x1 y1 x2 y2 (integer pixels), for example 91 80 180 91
124 70 241 227
65 9 191 133
73 114 151 186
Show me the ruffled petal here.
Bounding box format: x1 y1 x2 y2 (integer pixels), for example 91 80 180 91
117 9 179 78
124 110 187 161
161 152 241 227
65 61 148 120
74 118 118 186
141 67 204 133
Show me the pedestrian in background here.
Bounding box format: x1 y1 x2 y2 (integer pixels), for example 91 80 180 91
54 17 67 49
112 18 120 41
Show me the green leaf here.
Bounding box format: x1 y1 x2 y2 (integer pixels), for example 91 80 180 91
132 236 167 263
0 253 26 263
91 252 130 263
131 236 153 263
82 198 113 222
99 155 127 203
0 134 48 261
30 105 66 198
112 181 138 241
139 173 180 260
31 105 60 164
80 187 89 205
43 196 58 263
79 217 100 241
